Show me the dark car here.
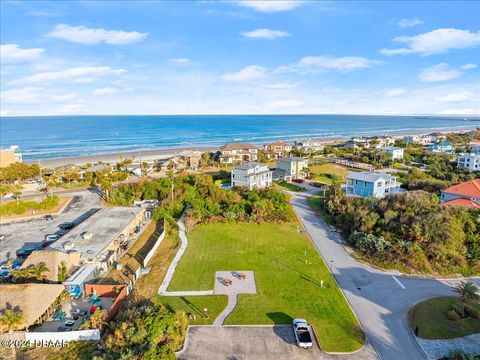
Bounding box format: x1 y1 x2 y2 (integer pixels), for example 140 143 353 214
42 240 56 248
16 248 35 258
44 215 54 221
59 222 75 230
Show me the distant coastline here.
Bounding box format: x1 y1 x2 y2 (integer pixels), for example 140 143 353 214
2 114 478 166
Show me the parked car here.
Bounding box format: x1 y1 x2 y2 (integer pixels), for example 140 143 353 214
59 222 75 230
44 215 54 221
0 269 10 278
45 234 60 241
293 319 312 349
64 320 75 327
42 240 56 248
0 234 5 241
292 179 304 183
16 248 35 259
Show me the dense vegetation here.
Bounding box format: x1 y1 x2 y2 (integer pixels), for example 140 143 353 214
0 195 59 216
327 191 480 275
109 175 295 229
0 163 40 183
49 300 187 360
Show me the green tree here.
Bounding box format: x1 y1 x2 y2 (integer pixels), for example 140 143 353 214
0 310 23 332
453 281 480 317
57 261 68 282
29 262 50 282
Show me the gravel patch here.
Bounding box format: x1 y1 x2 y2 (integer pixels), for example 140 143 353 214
416 333 480 359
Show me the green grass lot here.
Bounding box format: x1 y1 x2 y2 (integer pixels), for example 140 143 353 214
309 162 350 185
409 297 480 339
158 222 365 352
273 180 306 192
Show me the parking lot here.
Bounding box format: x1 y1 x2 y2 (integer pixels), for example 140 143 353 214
0 189 102 266
177 326 377 360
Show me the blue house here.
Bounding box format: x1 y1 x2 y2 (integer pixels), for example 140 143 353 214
345 172 402 198
426 141 455 154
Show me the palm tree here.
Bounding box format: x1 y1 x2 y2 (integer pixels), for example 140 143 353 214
453 281 480 317
29 262 49 282
0 310 23 333
11 268 30 283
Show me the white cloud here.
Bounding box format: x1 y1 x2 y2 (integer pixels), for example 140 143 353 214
1 87 77 103
461 63 478 70
419 63 462 82
91 87 119 96
51 103 84 115
235 0 304 12
380 28 480 56
10 66 126 85
435 91 475 103
279 56 382 74
397 18 423 28
436 108 477 115
169 58 190 64
263 99 303 109
73 77 96 83
0 44 45 63
263 82 299 89
385 88 407 97
222 65 267 81
47 24 147 45
242 28 290 40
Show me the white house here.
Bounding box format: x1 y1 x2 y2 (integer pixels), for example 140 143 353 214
457 153 480 173
344 136 394 149
345 172 402 198
231 162 272 190
295 140 324 153
276 157 309 181
263 141 293 159
379 146 404 160
404 135 433 145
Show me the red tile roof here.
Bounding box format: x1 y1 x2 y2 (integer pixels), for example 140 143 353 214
440 198 480 209
442 179 480 198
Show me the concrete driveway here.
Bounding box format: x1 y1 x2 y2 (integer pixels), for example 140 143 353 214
0 189 101 265
290 192 480 360
177 325 377 360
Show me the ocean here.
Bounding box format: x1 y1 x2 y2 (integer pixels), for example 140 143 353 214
1 115 479 161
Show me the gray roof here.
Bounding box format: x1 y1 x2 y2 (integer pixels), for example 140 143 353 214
236 162 266 170
346 171 395 183
379 146 402 151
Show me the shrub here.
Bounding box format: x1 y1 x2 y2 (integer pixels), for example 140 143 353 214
0 196 59 216
466 305 480 320
447 310 461 321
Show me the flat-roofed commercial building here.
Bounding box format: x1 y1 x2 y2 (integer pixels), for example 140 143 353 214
51 206 146 272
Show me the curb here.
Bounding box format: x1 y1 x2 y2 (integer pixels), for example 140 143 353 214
0 196 73 224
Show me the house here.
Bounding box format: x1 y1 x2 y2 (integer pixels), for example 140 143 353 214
124 162 155 176
468 142 480 154
343 136 394 150
457 153 480 173
440 179 480 209
0 283 65 331
0 145 22 167
427 141 455 154
295 139 324 153
345 172 402 198
263 141 293 159
427 132 446 142
379 146 404 160
404 135 433 145
178 150 204 170
276 157 309 181
231 162 272 190
219 143 258 164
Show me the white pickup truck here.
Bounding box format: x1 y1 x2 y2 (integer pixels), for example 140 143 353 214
292 319 313 349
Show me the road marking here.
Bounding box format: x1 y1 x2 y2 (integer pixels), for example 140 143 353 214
392 275 406 289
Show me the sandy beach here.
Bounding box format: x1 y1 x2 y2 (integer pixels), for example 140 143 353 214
33 146 218 168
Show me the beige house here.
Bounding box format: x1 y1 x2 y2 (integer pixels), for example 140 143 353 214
20 249 80 283
0 146 22 167
0 283 65 331
219 143 258 164
275 157 309 181
263 141 293 159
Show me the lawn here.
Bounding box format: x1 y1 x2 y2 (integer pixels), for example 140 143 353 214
309 162 350 185
158 222 365 352
409 297 480 339
273 180 305 192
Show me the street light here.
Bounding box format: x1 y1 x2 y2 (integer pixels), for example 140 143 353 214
328 260 334 288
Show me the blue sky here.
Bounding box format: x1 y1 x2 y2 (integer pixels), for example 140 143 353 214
1 0 479 116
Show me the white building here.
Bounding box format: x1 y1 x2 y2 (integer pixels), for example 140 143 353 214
404 135 433 145
379 146 404 160
458 153 480 173
344 136 394 149
231 162 272 190
295 140 324 153
219 143 258 164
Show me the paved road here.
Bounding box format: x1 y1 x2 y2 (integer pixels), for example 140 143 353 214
0 189 102 265
290 192 480 360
